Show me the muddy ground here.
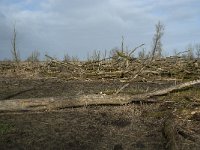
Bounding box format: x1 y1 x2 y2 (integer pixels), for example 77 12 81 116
0 77 200 150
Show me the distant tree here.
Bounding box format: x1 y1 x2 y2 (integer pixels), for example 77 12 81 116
92 50 101 61
121 36 124 53
138 48 146 59
63 53 71 62
151 21 164 60
86 50 102 62
11 24 20 63
27 50 40 62
109 47 121 60
71 56 79 62
186 44 194 60
195 44 200 59
173 49 178 56
102 49 108 60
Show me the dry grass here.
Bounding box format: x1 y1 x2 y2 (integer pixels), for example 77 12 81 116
0 104 166 150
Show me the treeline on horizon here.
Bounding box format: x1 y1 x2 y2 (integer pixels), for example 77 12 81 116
2 21 200 63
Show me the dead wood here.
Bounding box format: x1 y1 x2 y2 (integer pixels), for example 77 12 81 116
115 58 150 94
83 56 113 65
115 65 146 94
45 54 81 69
177 127 199 142
1 56 199 81
129 79 200 102
0 79 200 112
0 95 132 112
129 43 145 57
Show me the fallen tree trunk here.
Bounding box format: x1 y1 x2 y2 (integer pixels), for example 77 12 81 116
0 80 200 112
129 79 200 101
0 95 132 112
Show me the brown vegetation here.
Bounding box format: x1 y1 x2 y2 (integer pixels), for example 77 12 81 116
0 54 200 149
0 22 200 149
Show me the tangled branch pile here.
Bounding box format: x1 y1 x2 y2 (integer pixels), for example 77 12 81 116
0 54 199 82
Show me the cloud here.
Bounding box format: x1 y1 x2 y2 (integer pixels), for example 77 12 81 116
0 0 200 60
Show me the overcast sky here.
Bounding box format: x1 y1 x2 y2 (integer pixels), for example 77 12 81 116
0 0 200 60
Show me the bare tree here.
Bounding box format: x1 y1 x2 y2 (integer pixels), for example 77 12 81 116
109 47 120 61
195 44 200 59
151 21 164 60
71 56 79 62
138 48 146 59
11 24 20 63
63 53 71 62
173 49 178 57
27 50 40 62
121 36 124 53
87 50 102 62
186 44 194 60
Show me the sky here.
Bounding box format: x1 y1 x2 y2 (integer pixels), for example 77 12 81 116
0 0 200 60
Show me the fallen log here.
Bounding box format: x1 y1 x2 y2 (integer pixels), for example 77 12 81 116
177 127 199 142
129 79 200 102
0 80 200 112
0 95 132 112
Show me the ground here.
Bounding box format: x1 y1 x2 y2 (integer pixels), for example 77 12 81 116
0 77 200 150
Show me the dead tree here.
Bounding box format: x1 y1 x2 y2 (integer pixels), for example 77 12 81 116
195 44 200 59
11 24 20 63
151 21 164 60
121 36 124 53
27 50 40 62
186 44 194 60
